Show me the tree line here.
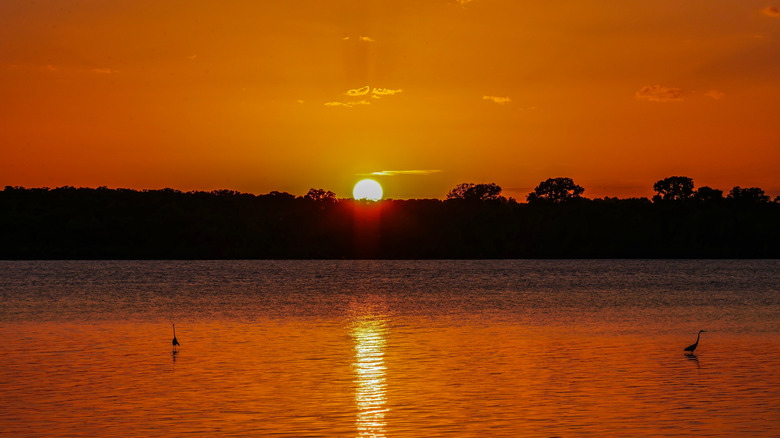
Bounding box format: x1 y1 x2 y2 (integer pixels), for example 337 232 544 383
449 176 777 205
1 176 778 259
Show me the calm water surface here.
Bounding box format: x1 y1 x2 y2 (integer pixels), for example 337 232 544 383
0 260 778 437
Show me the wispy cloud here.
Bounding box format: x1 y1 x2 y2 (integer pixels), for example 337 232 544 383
762 6 780 17
705 89 725 100
91 68 118 74
483 95 512 104
345 86 402 97
345 85 371 96
325 85 403 108
635 85 685 102
324 100 371 108
342 36 376 42
359 170 443 176
8 63 58 71
372 88 403 96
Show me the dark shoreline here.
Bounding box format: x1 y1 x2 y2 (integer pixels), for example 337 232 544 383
3 186 778 259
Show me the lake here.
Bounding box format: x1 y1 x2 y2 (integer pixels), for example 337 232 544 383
0 260 778 437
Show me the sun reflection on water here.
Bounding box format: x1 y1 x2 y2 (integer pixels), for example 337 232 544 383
352 316 388 438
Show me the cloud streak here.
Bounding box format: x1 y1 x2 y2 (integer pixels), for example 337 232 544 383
705 89 725 100
324 100 370 108
360 170 443 176
483 95 512 104
635 85 685 102
343 36 376 41
7 64 119 75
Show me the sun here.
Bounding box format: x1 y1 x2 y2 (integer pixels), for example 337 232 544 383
353 179 383 201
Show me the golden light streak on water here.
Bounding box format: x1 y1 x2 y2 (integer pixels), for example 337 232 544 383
352 317 388 438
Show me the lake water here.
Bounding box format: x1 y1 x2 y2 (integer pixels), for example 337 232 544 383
0 260 778 437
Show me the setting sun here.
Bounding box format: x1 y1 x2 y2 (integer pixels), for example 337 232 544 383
353 179 383 201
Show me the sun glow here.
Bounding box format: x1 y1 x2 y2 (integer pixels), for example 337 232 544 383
353 179 383 201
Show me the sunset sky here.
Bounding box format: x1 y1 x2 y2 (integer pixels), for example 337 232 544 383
2 0 779 199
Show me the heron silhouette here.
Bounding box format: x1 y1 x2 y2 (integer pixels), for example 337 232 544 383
172 324 180 351
684 330 705 354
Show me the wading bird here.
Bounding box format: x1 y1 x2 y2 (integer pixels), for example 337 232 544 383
684 330 705 354
172 324 180 351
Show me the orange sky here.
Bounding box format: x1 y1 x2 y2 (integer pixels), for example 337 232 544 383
2 0 779 199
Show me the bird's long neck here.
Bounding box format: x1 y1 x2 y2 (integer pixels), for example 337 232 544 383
173 325 176 337
695 331 701 343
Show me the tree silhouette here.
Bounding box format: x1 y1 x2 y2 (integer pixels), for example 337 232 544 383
446 183 503 201
727 186 770 203
526 177 584 203
652 176 694 202
304 188 337 202
694 186 723 202
264 191 296 201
